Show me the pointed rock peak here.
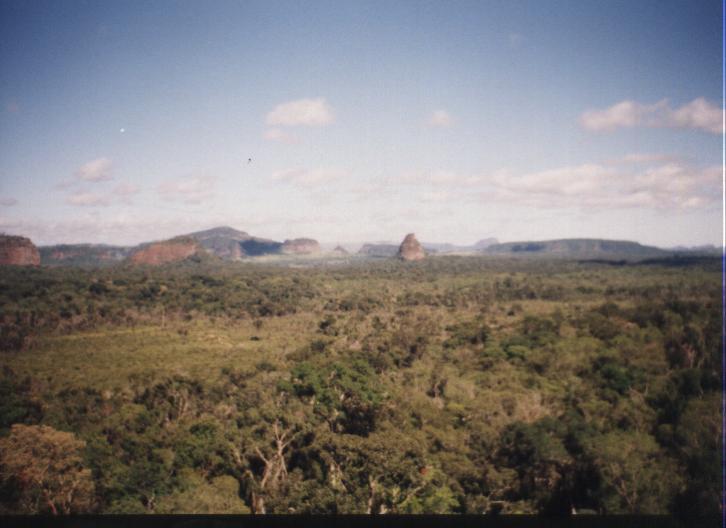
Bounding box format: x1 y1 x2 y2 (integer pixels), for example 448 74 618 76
398 233 425 261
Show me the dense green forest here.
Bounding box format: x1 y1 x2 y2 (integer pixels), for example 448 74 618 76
0 256 720 515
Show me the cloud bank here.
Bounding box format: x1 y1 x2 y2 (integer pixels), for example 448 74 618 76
157 175 216 205
271 168 345 187
263 128 299 143
266 98 334 127
580 98 722 134
66 192 110 207
486 159 719 210
428 110 453 127
75 157 114 182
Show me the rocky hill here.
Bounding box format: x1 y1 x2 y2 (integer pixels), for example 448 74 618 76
483 238 668 259
281 238 320 255
128 237 201 266
398 233 426 261
185 227 324 258
185 226 251 260
473 237 499 250
0 235 40 266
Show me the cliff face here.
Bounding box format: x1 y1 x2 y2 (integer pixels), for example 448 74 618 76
0 235 40 266
397 233 426 261
128 238 200 266
281 238 321 255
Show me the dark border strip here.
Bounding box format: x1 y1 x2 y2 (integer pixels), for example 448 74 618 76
0 514 715 528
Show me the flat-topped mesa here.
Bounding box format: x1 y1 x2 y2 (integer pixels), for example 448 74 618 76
281 238 320 255
0 235 40 266
397 233 426 261
128 237 201 266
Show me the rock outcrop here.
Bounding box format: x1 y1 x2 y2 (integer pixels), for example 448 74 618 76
186 226 250 260
332 245 349 256
128 237 200 266
397 233 425 261
0 235 40 266
281 238 320 255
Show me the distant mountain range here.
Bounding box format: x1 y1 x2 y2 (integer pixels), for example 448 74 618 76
482 238 720 259
357 237 500 257
24 226 719 267
39 227 323 266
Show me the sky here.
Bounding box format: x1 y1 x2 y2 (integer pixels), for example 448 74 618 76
0 0 722 247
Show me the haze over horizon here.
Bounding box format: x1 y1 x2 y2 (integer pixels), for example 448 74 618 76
0 0 721 247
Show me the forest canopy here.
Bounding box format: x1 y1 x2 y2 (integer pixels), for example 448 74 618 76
0 256 720 516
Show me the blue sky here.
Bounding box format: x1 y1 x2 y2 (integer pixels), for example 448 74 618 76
0 0 721 246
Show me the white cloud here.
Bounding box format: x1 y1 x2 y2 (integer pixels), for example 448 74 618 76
0 216 22 230
670 98 722 133
75 157 114 182
491 164 617 196
420 190 451 203
271 168 345 186
428 110 453 127
157 175 216 204
0 197 17 206
0 211 279 246
263 128 299 143
611 152 679 165
111 183 140 204
580 97 722 134
62 181 139 207
112 183 140 197
265 98 335 127
484 160 720 211
66 192 110 207
400 169 482 187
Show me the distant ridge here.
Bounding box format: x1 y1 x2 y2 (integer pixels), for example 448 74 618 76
184 226 281 259
357 243 399 258
483 238 668 259
422 238 498 253
40 244 130 267
182 227 329 258
25 228 718 267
